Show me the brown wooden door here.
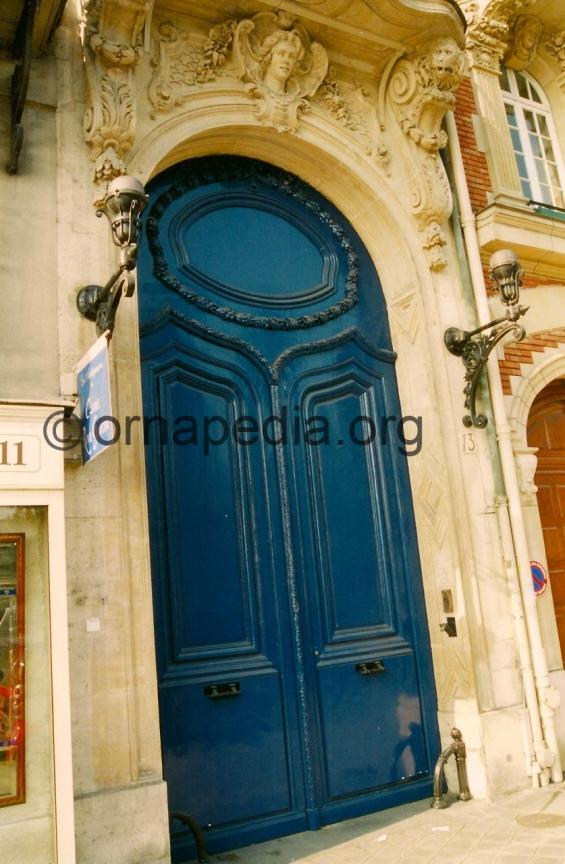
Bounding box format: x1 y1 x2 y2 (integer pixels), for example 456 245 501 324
528 378 565 661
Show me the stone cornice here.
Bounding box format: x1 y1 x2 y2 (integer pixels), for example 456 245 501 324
476 202 565 280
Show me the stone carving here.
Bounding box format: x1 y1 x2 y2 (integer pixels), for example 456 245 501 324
545 30 565 72
388 37 464 270
81 0 152 186
197 19 238 83
459 1 480 26
514 448 538 498
392 38 464 152
505 15 543 70
233 12 328 132
150 12 328 133
390 287 420 345
465 0 537 72
149 21 237 112
316 69 390 169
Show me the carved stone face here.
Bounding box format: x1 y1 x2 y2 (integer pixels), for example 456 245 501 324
429 39 464 91
270 42 299 83
514 16 543 61
260 31 304 93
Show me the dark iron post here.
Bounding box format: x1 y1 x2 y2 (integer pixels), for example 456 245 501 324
431 727 472 809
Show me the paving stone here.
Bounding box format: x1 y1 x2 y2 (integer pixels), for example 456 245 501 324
202 788 565 864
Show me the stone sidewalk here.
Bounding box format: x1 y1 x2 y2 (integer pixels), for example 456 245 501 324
206 784 565 864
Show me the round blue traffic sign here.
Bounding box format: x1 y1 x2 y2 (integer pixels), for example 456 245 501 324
531 561 547 597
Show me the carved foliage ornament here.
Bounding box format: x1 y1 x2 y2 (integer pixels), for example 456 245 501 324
148 19 237 112
545 30 565 72
315 68 390 169
389 37 464 271
81 0 153 186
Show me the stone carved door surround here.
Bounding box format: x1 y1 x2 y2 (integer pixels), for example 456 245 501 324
76 0 519 822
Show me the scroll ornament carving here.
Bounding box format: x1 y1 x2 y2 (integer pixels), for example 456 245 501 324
388 37 464 270
81 0 152 188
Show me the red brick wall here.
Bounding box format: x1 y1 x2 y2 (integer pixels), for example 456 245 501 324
454 77 492 213
499 328 565 394
482 263 564 294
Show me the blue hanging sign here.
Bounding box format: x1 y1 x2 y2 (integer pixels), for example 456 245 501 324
75 334 113 464
530 561 547 598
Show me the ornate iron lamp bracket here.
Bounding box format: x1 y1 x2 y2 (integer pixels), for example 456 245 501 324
445 306 528 428
445 248 527 428
76 176 147 338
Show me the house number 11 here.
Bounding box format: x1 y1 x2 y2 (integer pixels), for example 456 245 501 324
0 441 25 466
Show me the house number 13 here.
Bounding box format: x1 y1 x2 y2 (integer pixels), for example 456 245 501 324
0 441 25 466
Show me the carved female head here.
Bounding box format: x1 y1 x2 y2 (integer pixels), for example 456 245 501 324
509 15 543 68
259 29 305 93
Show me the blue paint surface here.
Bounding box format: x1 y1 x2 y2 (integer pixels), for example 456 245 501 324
139 156 439 860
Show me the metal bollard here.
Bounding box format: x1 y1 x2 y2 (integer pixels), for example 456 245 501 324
170 811 210 863
431 727 472 809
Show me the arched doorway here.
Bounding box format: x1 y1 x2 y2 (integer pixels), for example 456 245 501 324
138 155 439 860
528 378 565 661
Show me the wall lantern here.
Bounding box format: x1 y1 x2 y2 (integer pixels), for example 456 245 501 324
444 249 527 428
76 176 148 337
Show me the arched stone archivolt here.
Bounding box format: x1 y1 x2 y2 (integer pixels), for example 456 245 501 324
503 330 565 446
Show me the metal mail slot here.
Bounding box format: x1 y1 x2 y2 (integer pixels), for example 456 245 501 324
204 682 241 699
355 660 385 676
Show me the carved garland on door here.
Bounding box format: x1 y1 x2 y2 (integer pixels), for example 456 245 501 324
146 162 360 330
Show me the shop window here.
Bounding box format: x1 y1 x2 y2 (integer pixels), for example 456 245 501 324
500 67 565 207
0 535 25 806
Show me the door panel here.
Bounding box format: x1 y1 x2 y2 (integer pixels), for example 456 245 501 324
139 156 439 859
278 339 432 814
142 324 307 851
528 379 565 660
318 652 428 800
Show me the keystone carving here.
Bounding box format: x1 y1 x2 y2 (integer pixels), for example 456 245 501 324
233 12 328 133
81 0 152 189
388 37 464 270
504 15 543 70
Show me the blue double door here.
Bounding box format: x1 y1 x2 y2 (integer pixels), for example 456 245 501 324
139 156 439 861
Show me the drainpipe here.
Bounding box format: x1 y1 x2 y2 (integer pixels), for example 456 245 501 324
495 496 543 785
445 110 563 784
